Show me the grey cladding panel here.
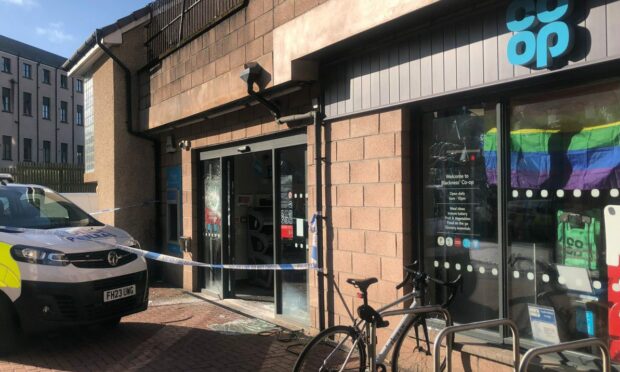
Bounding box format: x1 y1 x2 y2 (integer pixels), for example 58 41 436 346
389 46 400 104
420 36 433 97
323 1 620 119
399 42 411 101
444 25 457 92
431 30 445 95
469 19 484 87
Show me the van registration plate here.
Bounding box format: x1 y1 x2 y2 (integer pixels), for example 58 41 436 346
103 285 136 303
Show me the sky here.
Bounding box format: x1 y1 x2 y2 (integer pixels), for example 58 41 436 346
0 0 152 58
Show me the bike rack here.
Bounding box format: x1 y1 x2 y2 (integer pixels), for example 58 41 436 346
518 338 610 372
433 319 520 372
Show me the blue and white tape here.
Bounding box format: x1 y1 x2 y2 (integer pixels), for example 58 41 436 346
89 200 159 216
115 244 317 271
0 215 319 271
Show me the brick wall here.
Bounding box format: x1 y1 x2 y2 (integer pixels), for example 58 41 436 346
141 0 325 130
308 107 412 336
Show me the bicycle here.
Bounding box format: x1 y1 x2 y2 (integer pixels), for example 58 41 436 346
293 262 462 372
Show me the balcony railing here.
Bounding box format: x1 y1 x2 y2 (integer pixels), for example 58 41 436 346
146 0 246 62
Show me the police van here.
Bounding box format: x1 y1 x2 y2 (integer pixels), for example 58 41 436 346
0 175 148 354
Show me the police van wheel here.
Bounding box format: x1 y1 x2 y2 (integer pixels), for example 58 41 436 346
0 298 22 355
100 316 122 329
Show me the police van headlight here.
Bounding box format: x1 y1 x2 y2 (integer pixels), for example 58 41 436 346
128 238 141 248
10 246 69 266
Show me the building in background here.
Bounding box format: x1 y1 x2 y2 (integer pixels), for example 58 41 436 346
0 35 84 167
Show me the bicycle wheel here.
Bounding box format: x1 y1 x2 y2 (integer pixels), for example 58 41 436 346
391 315 446 372
294 325 366 372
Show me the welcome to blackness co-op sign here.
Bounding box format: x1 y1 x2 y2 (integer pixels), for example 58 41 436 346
507 0 574 69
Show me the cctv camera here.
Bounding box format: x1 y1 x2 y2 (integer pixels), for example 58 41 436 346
240 62 263 86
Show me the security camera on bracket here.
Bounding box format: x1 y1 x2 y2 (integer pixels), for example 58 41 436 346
178 140 191 151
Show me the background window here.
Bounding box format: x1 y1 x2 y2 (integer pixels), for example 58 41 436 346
507 82 620 348
2 57 10 73
60 75 68 89
76 105 83 125
60 101 68 123
42 69 50 84
76 145 84 164
1 87 10 112
422 103 499 324
23 138 32 162
60 143 68 164
2 136 11 160
42 96 50 119
23 92 31 116
76 79 83 93
42 141 51 163
22 63 31 79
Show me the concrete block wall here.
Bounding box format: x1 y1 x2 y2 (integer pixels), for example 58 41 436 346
307 107 412 338
141 0 326 130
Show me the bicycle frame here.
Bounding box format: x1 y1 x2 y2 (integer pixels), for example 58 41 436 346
329 274 451 372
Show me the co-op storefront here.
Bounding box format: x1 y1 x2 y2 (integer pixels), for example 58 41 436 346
184 0 620 366
66 0 620 368
313 0 620 367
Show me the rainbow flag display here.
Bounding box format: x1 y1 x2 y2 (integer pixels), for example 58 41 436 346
483 121 620 190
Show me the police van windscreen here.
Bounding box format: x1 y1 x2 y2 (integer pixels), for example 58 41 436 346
0 186 103 229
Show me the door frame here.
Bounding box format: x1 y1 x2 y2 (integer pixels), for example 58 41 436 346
198 131 307 311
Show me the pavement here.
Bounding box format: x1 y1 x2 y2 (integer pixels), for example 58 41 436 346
0 286 306 372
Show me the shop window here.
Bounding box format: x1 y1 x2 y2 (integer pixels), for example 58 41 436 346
166 166 182 255
422 103 499 324
506 82 620 349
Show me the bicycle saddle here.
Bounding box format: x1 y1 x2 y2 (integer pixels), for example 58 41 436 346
346 277 378 292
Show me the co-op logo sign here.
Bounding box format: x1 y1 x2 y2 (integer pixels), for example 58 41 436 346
507 0 574 69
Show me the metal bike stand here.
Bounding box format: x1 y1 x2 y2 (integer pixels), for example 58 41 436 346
518 338 611 372
433 319 520 372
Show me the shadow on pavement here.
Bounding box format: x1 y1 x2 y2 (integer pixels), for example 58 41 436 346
1 321 301 371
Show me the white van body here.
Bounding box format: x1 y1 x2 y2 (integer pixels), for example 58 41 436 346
0 182 148 352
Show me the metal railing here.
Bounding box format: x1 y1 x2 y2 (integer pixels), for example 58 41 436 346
518 338 610 372
146 0 246 62
433 319 520 372
0 163 95 193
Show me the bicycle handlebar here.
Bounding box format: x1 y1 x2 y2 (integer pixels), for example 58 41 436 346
396 262 463 307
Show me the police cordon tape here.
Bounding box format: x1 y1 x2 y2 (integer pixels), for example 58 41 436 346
114 243 319 271
0 207 322 271
0 221 320 272
89 200 160 216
